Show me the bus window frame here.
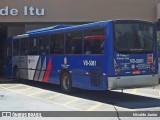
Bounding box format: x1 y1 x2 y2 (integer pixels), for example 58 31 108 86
65 30 83 55
20 38 29 56
83 27 105 55
50 32 65 56
39 35 50 55
28 37 39 55
13 38 20 56
113 20 156 53
14 27 106 57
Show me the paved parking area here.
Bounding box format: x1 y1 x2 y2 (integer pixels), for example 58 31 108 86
0 79 160 120
0 83 117 111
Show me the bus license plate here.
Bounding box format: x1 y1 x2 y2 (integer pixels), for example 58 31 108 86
132 70 140 74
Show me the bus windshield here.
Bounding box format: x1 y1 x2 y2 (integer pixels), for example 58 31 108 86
114 23 155 53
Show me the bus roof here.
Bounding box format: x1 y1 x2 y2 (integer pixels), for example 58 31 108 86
9 19 154 39
28 20 112 37
9 34 29 40
26 25 72 34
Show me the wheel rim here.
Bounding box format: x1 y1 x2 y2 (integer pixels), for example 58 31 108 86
62 76 70 90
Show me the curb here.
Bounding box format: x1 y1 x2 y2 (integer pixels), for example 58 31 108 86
0 77 14 83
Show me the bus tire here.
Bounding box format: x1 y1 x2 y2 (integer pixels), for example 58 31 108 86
13 67 20 82
60 72 73 94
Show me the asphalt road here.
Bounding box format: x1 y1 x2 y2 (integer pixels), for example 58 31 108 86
0 78 160 120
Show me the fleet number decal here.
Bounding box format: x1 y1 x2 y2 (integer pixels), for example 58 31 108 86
83 60 97 66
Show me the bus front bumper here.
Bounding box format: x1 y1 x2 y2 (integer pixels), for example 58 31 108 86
108 74 159 90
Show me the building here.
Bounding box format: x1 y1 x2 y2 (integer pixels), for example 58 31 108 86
0 0 160 73
0 0 160 36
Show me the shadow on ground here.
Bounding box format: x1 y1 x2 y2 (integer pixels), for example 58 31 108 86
1 78 160 109
24 80 160 109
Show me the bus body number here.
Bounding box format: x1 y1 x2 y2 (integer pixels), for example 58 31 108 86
83 60 97 66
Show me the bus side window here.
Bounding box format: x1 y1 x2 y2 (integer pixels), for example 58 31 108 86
20 38 28 56
39 36 49 55
29 37 39 55
13 39 19 56
84 28 105 54
50 33 64 55
66 31 82 54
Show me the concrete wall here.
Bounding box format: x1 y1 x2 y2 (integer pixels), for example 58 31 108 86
7 25 25 36
0 0 159 22
24 23 58 32
1 0 160 36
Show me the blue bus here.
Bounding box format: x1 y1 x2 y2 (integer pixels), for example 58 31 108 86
5 20 159 93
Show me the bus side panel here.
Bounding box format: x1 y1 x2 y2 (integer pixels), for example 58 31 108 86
101 22 115 90
106 22 114 77
12 56 40 80
28 56 39 80
46 55 60 84
154 25 159 74
46 55 107 90
12 54 108 90
13 56 28 79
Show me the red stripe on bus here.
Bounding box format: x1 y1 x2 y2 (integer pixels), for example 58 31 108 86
43 58 52 82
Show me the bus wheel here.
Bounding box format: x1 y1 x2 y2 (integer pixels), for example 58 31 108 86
60 72 72 94
14 68 20 82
